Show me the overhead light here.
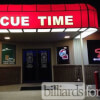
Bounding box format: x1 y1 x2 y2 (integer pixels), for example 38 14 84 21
0 29 9 33
64 36 70 39
79 28 87 32
65 28 80 32
4 37 10 40
86 28 98 31
75 28 98 38
38 29 51 32
51 28 65 32
9 29 22 33
23 29 36 32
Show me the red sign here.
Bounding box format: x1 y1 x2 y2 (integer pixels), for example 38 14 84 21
0 4 98 29
95 48 100 58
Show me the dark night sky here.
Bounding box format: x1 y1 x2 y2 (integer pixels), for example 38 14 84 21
0 0 100 25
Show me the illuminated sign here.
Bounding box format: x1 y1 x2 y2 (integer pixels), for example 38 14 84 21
59 49 68 60
87 40 100 64
38 16 73 26
0 12 79 29
0 16 29 26
93 48 100 61
0 16 73 27
0 4 98 29
57 46 69 64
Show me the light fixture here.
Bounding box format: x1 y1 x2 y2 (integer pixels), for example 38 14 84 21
0 29 9 33
4 37 10 40
23 29 36 32
65 28 80 32
51 28 65 32
9 29 22 33
64 36 70 39
79 28 87 32
38 29 51 32
75 28 98 38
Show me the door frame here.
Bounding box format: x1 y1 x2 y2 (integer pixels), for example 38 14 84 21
22 48 52 83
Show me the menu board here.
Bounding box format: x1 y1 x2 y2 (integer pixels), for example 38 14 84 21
2 44 16 64
57 46 69 64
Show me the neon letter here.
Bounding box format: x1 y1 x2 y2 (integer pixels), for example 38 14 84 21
38 16 47 26
65 16 73 25
21 16 29 26
0 16 9 26
11 16 20 26
48 16 51 26
53 16 64 25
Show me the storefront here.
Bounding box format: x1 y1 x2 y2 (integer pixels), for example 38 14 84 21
0 4 99 85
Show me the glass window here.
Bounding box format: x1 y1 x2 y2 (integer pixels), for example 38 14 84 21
87 40 100 64
2 44 16 64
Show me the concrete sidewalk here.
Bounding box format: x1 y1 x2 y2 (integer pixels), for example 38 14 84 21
0 84 100 100
0 91 100 100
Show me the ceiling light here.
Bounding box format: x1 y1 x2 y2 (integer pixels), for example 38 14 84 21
23 29 36 32
64 36 70 39
51 28 65 32
9 29 22 33
4 37 10 40
65 28 80 32
86 28 98 31
38 29 51 32
79 28 87 32
75 28 98 38
0 29 9 33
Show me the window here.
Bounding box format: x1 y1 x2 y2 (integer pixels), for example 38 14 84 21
2 44 16 64
87 40 100 64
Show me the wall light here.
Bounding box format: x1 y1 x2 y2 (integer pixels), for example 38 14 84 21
4 37 11 40
64 36 70 39
75 28 98 38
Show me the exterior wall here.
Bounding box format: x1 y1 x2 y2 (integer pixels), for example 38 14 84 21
54 65 100 84
0 40 74 85
0 32 100 85
53 32 100 85
73 32 100 65
0 40 74 67
0 67 21 85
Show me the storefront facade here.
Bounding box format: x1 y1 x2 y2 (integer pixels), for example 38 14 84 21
0 4 99 85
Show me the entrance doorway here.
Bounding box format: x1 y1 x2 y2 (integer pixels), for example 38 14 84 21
22 49 52 83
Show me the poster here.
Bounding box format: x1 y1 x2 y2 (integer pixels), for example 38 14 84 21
26 52 33 68
87 40 100 64
2 44 16 64
41 52 47 68
57 46 69 64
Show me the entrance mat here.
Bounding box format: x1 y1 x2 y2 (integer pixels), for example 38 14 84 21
20 86 41 90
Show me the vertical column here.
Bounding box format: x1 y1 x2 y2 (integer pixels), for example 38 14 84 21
80 34 86 99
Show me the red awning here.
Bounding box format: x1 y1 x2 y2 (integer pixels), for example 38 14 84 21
0 4 98 29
